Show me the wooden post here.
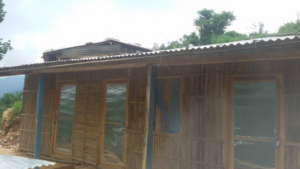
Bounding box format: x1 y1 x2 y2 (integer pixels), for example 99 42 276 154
34 73 45 159
142 65 157 169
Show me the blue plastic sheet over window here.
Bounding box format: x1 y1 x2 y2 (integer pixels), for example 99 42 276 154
233 82 276 169
103 84 126 165
55 85 76 153
155 79 180 134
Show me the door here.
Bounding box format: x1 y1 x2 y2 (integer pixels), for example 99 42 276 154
230 79 280 169
53 84 76 155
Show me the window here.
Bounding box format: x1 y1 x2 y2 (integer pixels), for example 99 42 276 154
155 78 180 134
55 85 76 154
103 83 127 165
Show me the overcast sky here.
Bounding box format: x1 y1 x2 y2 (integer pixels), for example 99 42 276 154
0 0 299 67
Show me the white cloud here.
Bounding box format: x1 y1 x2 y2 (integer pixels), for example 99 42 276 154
1 0 299 67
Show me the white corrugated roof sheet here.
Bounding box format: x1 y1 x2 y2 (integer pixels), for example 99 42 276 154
1 35 300 69
0 155 55 169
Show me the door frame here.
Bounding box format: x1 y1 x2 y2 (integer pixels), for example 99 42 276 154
51 82 77 158
223 73 285 169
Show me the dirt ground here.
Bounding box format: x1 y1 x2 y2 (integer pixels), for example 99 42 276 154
0 146 26 156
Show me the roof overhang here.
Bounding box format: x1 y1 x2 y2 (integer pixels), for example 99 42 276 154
1 36 300 77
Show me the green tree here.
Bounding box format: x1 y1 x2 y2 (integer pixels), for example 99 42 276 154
9 101 22 122
152 43 160 50
182 32 200 47
278 19 300 34
0 0 12 60
0 91 22 108
248 22 269 38
166 40 182 49
0 91 23 124
159 43 167 50
194 9 236 45
211 31 247 44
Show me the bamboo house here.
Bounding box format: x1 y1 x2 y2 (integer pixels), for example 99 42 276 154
0 36 300 169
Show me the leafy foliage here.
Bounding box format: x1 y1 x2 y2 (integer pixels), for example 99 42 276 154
152 43 160 50
152 32 201 50
0 91 22 108
153 9 237 50
211 31 247 44
9 101 22 123
0 91 23 122
0 0 12 60
159 43 166 50
194 9 236 45
249 22 269 37
278 20 300 34
153 9 300 50
0 0 5 23
166 40 182 49
0 39 13 60
182 32 200 47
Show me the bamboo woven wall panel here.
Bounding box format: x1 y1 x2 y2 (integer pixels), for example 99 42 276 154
125 77 147 169
19 59 300 168
20 74 38 152
84 83 100 164
40 74 57 155
285 95 300 143
285 146 300 169
23 74 38 90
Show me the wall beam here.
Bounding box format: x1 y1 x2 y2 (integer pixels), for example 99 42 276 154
142 66 157 169
34 73 45 159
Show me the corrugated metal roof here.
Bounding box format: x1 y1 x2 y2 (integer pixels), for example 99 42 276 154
1 35 300 70
44 38 153 54
0 155 55 169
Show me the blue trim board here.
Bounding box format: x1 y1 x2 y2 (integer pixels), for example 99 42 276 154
34 74 45 159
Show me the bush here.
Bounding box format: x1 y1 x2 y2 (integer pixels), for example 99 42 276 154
278 20 300 34
9 101 22 123
0 91 23 125
211 31 247 44
0 105 7 125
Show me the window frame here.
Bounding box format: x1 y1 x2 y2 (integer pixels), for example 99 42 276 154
52 82 77 157
100 79 129 167
154 76 183 136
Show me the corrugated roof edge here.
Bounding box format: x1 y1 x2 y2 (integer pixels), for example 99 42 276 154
2 35 300 69
0 155 55 169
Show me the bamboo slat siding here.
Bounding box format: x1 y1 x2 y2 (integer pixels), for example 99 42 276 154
20 59 300 168
126 78 147 169
20 73 56 156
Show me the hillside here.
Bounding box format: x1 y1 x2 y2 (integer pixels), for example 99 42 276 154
0 75 24 98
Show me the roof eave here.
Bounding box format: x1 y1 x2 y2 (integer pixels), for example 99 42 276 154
2 40 300 77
